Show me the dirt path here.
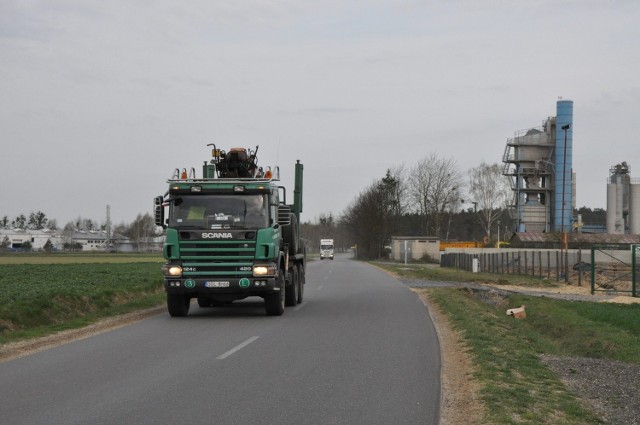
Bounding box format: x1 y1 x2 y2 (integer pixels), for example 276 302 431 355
415 289 485 424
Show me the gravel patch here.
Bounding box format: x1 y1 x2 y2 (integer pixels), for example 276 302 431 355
541 355 640 425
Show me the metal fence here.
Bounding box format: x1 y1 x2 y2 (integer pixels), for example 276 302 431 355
590 245 639 297
440 247 638 295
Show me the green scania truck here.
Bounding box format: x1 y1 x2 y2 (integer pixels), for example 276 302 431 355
154 145 305 316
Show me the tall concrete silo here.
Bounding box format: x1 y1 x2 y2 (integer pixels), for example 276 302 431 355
607 162 640 234
630 183 640 234
553 100 574 232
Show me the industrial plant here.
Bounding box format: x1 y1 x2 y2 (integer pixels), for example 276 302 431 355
502 99 639 239
607 162 640 235
502 99 574 234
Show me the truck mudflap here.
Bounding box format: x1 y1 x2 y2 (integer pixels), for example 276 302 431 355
164 277 277 294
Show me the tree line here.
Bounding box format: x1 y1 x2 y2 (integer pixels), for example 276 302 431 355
1 211 160 251
4 158 607 258
300 153 606 260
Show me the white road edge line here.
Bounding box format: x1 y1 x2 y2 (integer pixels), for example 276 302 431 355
217 336 259 360
293 302 307 311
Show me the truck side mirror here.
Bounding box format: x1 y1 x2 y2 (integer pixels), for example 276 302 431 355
154 196 166 228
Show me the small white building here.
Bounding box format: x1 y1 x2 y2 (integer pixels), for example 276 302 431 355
0 229 63 250
69 230 111 251
390 236 440 263
0 228 161 252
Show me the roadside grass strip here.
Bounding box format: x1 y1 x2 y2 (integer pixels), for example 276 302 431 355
510 294 640 363
426 288 607 425
380 261 556 287
0 262 164 344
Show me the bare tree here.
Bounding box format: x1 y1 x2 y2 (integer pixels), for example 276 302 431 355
341 168 407 259
62 222 76 247
28 211 48 230
47 219 59 231
112 222 129 238
12 214 26 229
467 161 511 238
128 213 156 252
341 182 380 259
386 164 409 216
71 216 98 231
1 235 10 251
408 153 463 237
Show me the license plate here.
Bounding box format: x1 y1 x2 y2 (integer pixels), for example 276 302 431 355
205 281 230 288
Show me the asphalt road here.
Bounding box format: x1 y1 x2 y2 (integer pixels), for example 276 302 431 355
0 255 441 425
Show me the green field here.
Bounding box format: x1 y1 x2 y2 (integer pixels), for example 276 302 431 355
0 254 165 344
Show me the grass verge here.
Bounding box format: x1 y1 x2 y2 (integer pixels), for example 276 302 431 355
0 261 165 344
379 261 558 287
376 262 640 424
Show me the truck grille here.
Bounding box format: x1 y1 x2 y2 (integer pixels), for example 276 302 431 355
179 240 256 277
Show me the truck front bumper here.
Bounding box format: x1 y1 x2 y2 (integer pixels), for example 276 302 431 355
164 276 278 295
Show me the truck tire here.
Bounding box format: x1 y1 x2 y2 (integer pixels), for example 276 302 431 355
282 213 299 255
296 263 304 304
285 267 298 307
265 272 285 316
167 293 190 317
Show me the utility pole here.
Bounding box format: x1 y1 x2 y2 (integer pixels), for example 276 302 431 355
472 201 478 245
560 124 570 281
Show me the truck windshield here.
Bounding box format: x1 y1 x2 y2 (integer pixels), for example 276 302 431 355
169 194 269 229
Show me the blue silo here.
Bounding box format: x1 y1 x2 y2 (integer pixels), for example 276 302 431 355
553 100 573 232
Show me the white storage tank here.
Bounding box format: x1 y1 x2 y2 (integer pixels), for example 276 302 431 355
630 184 640 235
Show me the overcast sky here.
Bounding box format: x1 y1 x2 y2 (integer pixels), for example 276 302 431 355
2 1 639 227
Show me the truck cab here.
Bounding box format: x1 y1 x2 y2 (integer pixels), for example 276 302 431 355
320 238 334 260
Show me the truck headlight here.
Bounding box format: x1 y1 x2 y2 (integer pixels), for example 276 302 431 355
253 263 277 277
162 264 183 277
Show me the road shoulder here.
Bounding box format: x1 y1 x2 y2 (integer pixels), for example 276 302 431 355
415 289 485 425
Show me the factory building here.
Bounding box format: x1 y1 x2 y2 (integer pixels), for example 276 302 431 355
606 162 640 234
502 99 574 233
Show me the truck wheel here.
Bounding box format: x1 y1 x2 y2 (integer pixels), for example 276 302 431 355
167 293 190 317
285 267 299 307
296 263 304 304
265 272 285 316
